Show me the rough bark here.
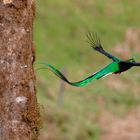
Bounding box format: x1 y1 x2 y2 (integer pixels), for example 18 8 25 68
0 0 41 140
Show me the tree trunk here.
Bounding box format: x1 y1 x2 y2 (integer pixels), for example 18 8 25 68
0 0 41 140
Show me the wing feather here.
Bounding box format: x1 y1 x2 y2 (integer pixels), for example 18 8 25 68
87 32 121 62
131 62 140 66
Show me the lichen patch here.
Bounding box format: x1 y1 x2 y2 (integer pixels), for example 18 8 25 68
16 96 27 104
3 0 13 4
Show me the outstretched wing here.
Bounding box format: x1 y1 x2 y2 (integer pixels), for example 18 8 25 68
87 32 121 62
131 62 140 66
36 62 119 87
125 58 140 66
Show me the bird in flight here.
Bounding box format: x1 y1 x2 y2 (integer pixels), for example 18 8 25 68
37 32 140 87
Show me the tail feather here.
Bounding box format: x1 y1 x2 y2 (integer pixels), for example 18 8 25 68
36 62 115 87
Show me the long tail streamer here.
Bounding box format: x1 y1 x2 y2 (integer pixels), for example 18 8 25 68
35 61 115 87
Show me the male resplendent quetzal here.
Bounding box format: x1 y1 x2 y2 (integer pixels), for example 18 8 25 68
37 32 140 87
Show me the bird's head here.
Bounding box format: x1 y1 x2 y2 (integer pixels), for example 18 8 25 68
126 58 135 63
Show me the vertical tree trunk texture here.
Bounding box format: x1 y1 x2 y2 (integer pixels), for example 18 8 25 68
0 0 41 140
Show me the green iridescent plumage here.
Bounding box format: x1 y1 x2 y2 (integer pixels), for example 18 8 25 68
37 62 120 87
36 32 140 87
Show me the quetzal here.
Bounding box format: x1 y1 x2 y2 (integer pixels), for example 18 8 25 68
37 32 140 87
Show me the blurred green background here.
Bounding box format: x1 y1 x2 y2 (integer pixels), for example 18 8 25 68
35 0 140 140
